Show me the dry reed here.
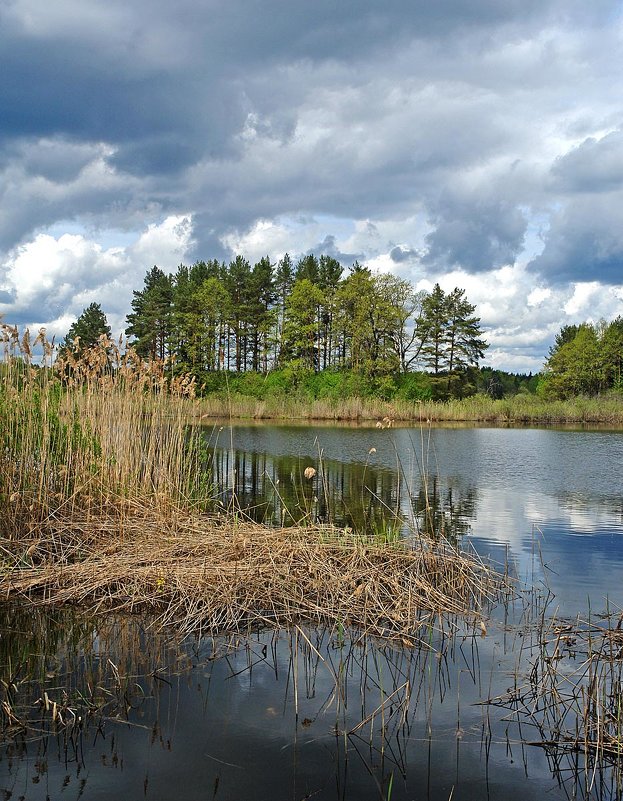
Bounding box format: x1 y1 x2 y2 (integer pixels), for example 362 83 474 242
1 501 502 641
487 609 623 799
0 323 505 642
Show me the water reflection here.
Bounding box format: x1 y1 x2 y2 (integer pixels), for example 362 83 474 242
211 440 478 543
0 605 612 801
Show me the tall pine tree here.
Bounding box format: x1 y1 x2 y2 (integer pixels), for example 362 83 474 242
125 266 173 360
62 303 111 354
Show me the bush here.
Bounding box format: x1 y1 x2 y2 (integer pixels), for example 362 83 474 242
394 372 433 401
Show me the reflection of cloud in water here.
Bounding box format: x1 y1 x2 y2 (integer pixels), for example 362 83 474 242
469 486 623 613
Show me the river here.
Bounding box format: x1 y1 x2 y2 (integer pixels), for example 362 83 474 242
2 422 623 800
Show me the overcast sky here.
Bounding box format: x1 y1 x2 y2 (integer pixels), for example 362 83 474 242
1 0 622 372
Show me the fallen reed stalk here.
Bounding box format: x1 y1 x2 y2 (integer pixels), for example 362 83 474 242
489 611 623 796
0 502 502 641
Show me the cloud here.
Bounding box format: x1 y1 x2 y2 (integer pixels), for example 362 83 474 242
528 195 623 284
422 194 528 272
390 246 420 263
551 130 623 194
0 215 194 337
1 0 623 369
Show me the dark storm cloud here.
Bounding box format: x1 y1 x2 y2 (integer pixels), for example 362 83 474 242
423 194 527 272
109 138 203 177
550 130 623 194
528 197 623 285
527 131 623 284
0 138 94 182
0 0 622 302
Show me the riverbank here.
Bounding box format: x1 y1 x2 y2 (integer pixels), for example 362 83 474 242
196 391 623 425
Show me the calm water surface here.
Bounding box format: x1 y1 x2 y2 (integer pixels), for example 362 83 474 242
2 423 623 801
209 423 623 613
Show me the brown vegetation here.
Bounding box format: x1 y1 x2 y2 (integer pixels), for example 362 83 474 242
2 503 501 642
196 391 623 425
0 324 503 640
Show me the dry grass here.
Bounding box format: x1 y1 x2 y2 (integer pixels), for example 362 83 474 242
197 390 623 425
1 324 204 539
1 500 502 641
0 323 506 642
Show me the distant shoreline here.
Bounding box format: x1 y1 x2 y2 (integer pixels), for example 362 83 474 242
194 392 623 426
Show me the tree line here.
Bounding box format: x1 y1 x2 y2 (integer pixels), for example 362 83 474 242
63 253 490 398
541 319 623 398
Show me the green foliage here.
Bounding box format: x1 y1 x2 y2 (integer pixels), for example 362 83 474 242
475 367 538 398
281 279 325 370
417 284 488 394
62 303 111 354
300 369 375 399
542 318 623 399
394 372 433 401
122 251 492 400
125 266 173 360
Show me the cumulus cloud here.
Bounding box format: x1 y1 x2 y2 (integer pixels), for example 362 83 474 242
0 215 194 337
1 0 623 368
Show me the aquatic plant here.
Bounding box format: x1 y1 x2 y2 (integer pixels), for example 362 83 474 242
0 324 507 648
0 323 208 541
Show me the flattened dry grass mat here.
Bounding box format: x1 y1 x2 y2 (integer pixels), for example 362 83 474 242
0 505 503 642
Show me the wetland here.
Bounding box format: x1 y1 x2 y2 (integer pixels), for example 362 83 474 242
3 418 623 800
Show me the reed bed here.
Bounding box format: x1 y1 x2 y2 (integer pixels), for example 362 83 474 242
197 391 623 425
0 502 502 641
0 323 503 643
1 323 204 539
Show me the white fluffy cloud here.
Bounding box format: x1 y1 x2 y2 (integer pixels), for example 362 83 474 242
0 215 194 339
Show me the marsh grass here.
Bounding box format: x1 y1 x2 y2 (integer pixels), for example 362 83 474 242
0 605 186 749
486 600 623 799
197 391 623 425
0 605 482 801
0 323 207 540
1 503 503 642
0 323 505 644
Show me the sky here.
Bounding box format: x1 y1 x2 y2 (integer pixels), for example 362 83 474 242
1 0 623 373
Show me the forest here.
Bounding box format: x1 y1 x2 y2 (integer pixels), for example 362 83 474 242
62 252 623 403
65 254 495 400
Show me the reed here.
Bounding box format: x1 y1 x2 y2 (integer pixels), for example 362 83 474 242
489 608 623 796
197 391 623 425
0 323 206 540
1 503 504 641
0 323 507 643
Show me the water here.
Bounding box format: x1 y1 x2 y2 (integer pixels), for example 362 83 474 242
3 422 623 800
209 423 623 613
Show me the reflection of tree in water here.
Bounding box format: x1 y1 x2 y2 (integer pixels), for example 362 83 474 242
211 447 477 539
211 448 400 531
409 475 477 542
556 490 623 523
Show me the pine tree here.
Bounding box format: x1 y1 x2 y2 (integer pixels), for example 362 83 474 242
63 303 111 354
125 266 173 360
418 284 488 395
